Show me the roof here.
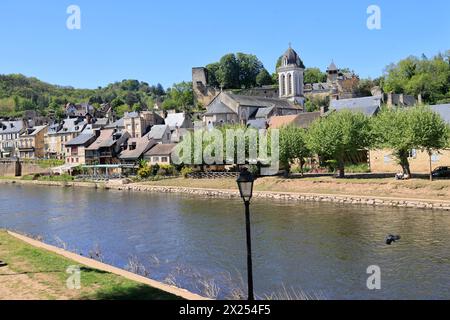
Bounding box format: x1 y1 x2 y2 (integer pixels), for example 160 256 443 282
430 104 450 124
165 113 186 129
145 143 177 157
58 118 86 134
120 136 157 160
281 46 304 68
247 119 268 129
270 112 321 129
255 106 275 119
86 129 119 150
21 125 47 137
65 133 96 147
124 112 140 119
330 96 382 117
105 118 125 129
148 125 169 140
204 101 235 115
0 120 25 134
228 93 295 109
328 61 338 71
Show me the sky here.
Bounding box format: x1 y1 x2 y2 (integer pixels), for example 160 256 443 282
0 0 449 89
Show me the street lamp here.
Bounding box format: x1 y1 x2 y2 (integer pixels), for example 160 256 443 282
236 168 255 301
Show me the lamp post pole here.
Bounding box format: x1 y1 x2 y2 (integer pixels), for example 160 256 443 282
244 200 254 301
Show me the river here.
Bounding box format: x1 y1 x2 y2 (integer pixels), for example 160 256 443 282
0 184 449 299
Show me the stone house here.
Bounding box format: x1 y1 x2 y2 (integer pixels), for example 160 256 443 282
144 143 177 165
123 111 164 138
44 118 86 159
0 120 26 158
64 125 98 165
85 129 130 165
119 134 158 164
147 125 172 144
18 125 48 159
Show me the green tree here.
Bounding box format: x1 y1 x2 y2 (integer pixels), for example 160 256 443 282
236 53 264 88
279 126 311 176
371 108 414 176
409 106 450 181
307 110 372 178
256 69 273 87
216 54 240 89
304 68 327 84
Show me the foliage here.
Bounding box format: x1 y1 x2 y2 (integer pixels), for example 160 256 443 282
137 165 152 179
255 69 274 87
304 68 327 84
382 52 450 104
205 53 270 90
304 95 329 112
162 81 194 111
307 110 372 178
180 167 193 178
279 126 311 175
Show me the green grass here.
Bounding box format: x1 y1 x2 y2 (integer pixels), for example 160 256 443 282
0 230 182 300
20 174 74 182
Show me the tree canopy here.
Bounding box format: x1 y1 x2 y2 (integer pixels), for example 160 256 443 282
382 52 450 104
205 53 272 89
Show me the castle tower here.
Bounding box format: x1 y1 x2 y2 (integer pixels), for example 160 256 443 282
277 44 305 105
327 60 339 83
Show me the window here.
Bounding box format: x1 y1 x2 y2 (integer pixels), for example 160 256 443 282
161 157 168 163
152 157 159 163
409 149 417 159
287 73 292 95
280 74 286 96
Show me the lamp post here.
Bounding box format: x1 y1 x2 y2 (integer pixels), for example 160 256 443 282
236 168 255 301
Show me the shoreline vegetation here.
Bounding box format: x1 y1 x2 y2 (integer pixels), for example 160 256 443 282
1 176 450 211
0 230 206 300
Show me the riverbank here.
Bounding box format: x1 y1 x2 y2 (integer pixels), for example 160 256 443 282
1 177 450 211
0 230 206 300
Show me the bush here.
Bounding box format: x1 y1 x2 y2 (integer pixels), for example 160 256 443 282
137 166 152 179
158 164 176 176
180 167 193 178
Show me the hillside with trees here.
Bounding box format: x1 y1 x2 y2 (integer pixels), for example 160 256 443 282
0 74 194 118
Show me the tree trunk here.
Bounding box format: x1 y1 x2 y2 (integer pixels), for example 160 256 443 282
337 157 345 179
429 151 433 182
398 150 412 178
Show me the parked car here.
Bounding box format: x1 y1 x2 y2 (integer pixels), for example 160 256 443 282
431 166 450 178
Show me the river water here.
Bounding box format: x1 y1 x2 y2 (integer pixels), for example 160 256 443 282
0 184 449 299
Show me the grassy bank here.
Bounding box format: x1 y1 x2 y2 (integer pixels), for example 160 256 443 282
141 176 450 201
0 230 181 300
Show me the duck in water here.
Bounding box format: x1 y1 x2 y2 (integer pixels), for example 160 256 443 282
386 235 401 245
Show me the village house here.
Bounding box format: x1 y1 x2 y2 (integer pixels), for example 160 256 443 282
144 143 177 165
269 112 322 129
369 103 450 174
18 125 48 159
119 134 158 164
64 125 98 165
44 118 86 159
0 120 26 158
65 103 95 118
147 124 172 144
123 111 164 138
85 129 130 165
330 95 383 117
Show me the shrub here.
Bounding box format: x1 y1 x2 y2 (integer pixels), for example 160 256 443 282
181 167 193 178
137 166 152 179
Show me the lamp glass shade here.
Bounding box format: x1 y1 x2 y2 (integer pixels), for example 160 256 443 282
237 169 254 202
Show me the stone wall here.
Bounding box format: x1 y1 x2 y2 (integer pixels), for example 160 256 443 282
0 160 20 177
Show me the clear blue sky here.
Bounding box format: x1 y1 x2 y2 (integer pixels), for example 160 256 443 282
0 0 449 89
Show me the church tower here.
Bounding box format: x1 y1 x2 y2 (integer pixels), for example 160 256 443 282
277 44 305 105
